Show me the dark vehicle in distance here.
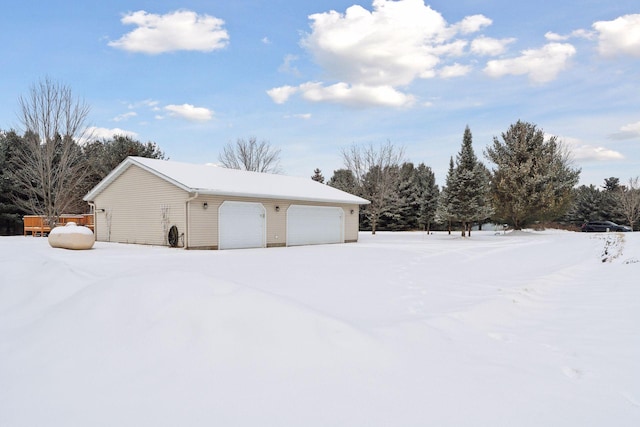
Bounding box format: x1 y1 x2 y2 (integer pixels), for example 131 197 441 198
581 221 632 232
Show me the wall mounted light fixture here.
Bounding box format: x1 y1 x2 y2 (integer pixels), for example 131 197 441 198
350 209 355 215
203 202 208 209
275 205 280 212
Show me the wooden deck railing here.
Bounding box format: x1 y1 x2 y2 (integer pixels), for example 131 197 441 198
23 214 95 236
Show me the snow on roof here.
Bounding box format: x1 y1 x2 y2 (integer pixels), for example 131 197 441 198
84 156 369 205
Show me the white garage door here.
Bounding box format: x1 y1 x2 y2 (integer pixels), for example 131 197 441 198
287 205 344 247
219 201 266 250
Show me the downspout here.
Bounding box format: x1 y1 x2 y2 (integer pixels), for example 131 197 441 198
185 192 199 249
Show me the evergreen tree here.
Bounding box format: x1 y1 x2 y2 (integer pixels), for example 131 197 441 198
415 163 439 232
474 162 494 229
436 157 457 234
311 168 325 183
0 130 24 235
564 184 605 224
82 135 165 194
328 169 358 194
601 177 623 223
449 126 492 236
484 121 580 229
603 177 620 192
382 162 420 231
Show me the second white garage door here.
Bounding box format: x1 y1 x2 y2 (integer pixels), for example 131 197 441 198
218 201 266 250
286 205 344 247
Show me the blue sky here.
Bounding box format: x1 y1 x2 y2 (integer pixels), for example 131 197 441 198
1 0 638 187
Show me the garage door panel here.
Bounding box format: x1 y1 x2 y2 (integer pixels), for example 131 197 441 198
219 201 265 249
287 205 343 246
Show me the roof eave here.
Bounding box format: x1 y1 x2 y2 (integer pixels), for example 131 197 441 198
194 189 370 205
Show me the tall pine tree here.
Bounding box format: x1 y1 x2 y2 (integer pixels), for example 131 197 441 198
382 162 420 231
0 130 24 235
415 163 439 232
485 121 580 229
328 169 358 194
449 126 492 236
436 157 457 234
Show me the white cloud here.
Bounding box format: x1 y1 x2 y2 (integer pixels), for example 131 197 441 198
278 54 300 76
261 37 271 44
298 82 415 108
108 10 229 54
453 14 492 34
127 99 160 110
267 85 299 104
471 35 515 56
544 29 595 42
112 112 137 122
545 31 567 42
573 29 596 40
439 63 472 78
609 121 640 140
593 14 640 57
484 42 576 83
571 145 624 161
301 0 489 87
284 113 312 120
164 104 213 122
269 0 494 107
561 136 624 161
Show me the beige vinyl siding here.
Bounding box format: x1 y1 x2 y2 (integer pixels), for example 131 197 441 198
343 204 359 242
186 196 360 249
186 196 219 249
186 195 286 249
92 165 188 245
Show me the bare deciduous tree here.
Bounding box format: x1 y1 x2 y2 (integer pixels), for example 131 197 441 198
218 137 282 173
11 78 91 223
342 141 405 234
616 176 640 230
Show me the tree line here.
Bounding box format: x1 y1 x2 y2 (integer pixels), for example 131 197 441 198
0 131 165 234
0 79 165 235
2 78 639 235
321 122 581 234
564 177 640 231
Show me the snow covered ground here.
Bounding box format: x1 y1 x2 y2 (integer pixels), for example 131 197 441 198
1 230 639 426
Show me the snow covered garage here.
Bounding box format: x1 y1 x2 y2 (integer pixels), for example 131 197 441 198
83 157 369 249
